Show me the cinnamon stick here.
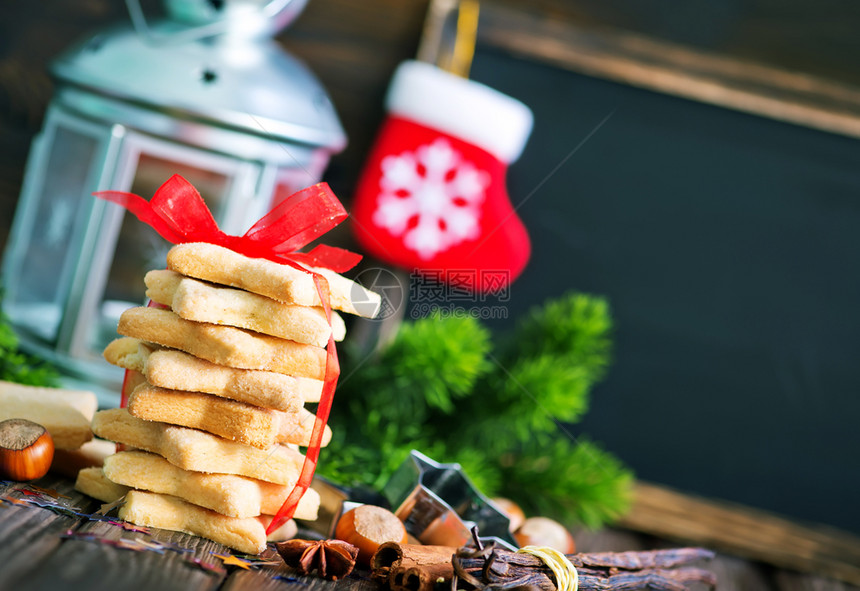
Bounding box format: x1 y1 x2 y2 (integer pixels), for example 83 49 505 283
372 542 457 591
397 563 456 591
373 542 458 570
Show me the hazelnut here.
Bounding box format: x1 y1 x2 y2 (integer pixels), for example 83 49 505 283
0 418 55 481
514 516 576 554
334 505 408 566
492 497 526 532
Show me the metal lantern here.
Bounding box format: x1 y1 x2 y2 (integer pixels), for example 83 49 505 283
1 0 346 400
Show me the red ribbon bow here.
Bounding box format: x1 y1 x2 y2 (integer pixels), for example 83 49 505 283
96 174 358 534
96 174 361 272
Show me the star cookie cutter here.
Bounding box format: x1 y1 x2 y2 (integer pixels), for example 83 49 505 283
383 450 518 550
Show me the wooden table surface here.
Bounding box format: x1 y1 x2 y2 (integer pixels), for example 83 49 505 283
1 474 857 591
0 475 376 591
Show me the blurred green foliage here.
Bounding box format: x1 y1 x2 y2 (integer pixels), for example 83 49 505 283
0 302 59 387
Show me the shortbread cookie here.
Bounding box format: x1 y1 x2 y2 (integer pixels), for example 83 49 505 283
145 270 346 347
264 517 298 543
104 337 322 410
103 450 319 520
127 384 329 449
275 404 330 448
167 242 381 318
119 490 268 554
0 380 97 449
128 384 277 449
92 409 302 484
117 306 326 379
77 467 299 543
75 465 130 502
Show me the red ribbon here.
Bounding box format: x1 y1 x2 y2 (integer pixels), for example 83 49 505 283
96 174 361 272
95 174 359 534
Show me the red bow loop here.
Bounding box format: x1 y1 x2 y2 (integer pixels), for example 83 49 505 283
151 174 225 243
94 175 361 272
244 183 348 253
289 245 363 273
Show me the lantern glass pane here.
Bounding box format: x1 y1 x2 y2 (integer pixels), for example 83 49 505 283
273 151 327 207
97 153 231 347
9 127 99 343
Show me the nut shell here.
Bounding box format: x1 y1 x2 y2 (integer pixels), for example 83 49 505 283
492 497 526 532
514 516 576 554
334 505 408 566
0 418 55 481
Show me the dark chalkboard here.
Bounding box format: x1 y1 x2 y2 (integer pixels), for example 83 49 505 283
431 4 860 534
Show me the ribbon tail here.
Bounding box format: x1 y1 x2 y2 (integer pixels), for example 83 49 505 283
266 274 340 535
119 370 135 410
94 190 186 244
244 183 348 253
288 245 362 273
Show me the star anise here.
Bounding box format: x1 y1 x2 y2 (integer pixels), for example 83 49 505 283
276 538 360 580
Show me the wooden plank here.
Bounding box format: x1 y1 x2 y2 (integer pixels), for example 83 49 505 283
278 0 431 195
459 1 860 139
570 526 650 553
0 475 229 591
221 563 379 591
706 554 775 591
617 481 860 586
0 475 94 588
14 516 229 591
773 569 858 591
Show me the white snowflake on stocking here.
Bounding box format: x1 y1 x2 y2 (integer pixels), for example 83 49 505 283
372 138 489 260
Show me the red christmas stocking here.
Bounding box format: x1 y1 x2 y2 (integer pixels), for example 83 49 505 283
351 61 533 294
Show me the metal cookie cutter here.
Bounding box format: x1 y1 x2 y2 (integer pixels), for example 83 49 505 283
383 450 518 550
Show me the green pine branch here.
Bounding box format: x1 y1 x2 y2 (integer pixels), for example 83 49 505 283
377 309 492 412
320 293 632 528
463 353 592 446
510 292 613 382
498 436 634 529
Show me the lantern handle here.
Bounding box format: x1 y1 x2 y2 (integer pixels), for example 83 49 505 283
124 0 307 45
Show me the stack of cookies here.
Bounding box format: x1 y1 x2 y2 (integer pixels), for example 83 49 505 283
76 242 380 554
